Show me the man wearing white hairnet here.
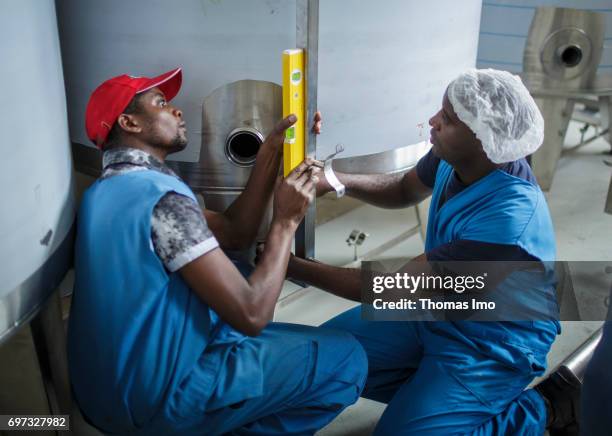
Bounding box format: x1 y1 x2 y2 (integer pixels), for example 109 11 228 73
289 69 575 434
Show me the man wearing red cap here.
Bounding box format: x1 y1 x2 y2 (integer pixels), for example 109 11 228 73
68 68 367 435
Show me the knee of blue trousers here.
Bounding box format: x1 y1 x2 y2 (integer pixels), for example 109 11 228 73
312 328 369 406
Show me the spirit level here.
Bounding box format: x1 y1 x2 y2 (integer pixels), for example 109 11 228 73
282 48 305 176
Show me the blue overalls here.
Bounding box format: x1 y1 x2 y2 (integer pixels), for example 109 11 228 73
68 170 367 435
323 160 560 435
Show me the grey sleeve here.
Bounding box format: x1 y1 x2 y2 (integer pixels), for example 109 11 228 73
151 192 219 272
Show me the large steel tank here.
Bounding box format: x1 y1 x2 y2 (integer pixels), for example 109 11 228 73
56 0 297 165
476 1 612 191
0 1 76 344
57 0 481 167
477 0 612 73
57 0 481 261
171 79 283 215
524 7 605 88
522 7 609 190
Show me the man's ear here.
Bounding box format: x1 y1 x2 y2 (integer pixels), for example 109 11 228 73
116 113 142 134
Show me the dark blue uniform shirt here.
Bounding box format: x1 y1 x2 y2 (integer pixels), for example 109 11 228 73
416 149 539 262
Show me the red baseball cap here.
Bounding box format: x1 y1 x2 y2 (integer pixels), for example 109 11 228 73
85 67 182 148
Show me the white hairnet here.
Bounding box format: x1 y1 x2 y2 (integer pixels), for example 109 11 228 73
447 68 544 164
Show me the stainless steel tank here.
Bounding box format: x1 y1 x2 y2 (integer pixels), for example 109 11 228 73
477 0 612 74
523 7 605 88
57 0 481 258
57 0 481 160
521 7 610 190
169 80 282 215
0 1 76 344
476 1 612 191
56 0 297 165
168 80 281 251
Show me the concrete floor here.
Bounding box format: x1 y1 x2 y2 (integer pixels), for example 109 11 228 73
274 121 612 435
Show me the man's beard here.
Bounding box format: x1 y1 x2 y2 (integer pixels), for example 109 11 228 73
168 131 188 153
151 130 188 154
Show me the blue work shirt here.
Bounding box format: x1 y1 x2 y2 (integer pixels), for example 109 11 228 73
417 150 560 369
68 170 225 433
417 149 541 262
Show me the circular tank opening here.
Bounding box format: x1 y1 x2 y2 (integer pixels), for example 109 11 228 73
559 45 582 68
225 128 263 167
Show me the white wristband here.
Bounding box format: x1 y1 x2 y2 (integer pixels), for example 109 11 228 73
324 159 345 198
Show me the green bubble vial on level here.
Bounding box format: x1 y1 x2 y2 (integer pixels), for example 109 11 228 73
291 69 302 84
285 126 296 143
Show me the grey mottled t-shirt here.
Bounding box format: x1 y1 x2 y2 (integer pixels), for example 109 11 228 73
101 147 218 271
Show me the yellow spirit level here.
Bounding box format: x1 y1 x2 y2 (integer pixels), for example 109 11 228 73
282 48 305 177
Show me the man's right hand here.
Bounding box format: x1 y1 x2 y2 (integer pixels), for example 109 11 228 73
273 160 318 227
182 159 317 337
261 111 322 155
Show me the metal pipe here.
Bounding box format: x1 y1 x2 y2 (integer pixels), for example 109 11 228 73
295 0 319 259
556 327 604 385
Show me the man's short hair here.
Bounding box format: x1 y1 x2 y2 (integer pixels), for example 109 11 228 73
104 93 145 149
